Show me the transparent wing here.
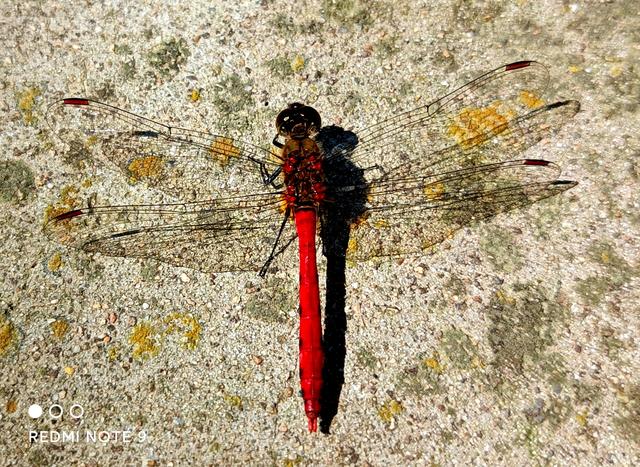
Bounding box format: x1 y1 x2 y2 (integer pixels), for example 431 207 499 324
346 160 575 261
46 98 282 201
44 193 295 273
340 61 552 170
321 90 579 261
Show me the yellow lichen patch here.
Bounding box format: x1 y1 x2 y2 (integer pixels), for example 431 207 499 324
283 455 304 467
47 253 63 273
210 137 241 166
576 412 588 427
291 54 305 73
609 64 623 78
6 399 17 414
224 394 243 410
129 322 159 359
495 289 516 306
0 316 18 357
424 182 446 200
346 237 359 256
127 155 164 183
107 345 120 362
377 399 404 424
60 185 79 208
17 87 41 125
568 65 582 74
519 90 544 109
189 88 201 102
373 219 389 229
423 353 444 374
85 135 99 147
162 312 202 350
64 366 75 376
447 102 512 149
81 178 93 188
50 319 69 340
471 355 485 369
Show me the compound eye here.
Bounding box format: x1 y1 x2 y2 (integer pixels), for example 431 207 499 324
276 110 293 135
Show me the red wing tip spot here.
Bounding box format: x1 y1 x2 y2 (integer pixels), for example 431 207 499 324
63 98 90 106
524 159 550 166
505 61 532 71
55 209 84 220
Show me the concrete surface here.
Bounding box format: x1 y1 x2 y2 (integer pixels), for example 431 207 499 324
0 0 638 465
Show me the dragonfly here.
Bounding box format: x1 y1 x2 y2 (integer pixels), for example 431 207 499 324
44 60 579 432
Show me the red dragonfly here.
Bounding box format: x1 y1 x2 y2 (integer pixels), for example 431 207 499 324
44 61 579 432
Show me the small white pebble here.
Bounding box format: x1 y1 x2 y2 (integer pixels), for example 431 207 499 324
179 273 190 283
142 302 149 310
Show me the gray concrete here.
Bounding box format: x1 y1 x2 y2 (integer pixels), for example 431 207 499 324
0 0 638 464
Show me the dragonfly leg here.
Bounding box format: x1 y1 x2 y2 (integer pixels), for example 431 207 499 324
259 208 291 277
260 164 283 189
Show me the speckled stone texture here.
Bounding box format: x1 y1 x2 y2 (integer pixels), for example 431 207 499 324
1 0 638 465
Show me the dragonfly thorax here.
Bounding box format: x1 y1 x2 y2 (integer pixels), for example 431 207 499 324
281 137 326 209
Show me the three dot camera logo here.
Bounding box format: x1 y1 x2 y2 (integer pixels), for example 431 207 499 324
28 403 148 444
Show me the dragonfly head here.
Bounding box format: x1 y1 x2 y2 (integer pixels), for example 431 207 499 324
276 103 321 140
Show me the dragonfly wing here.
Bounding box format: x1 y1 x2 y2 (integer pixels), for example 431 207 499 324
46 98 282 201
346 160 576 261
342 61 558 169
380 100 580 182
44 193 295 273
322 97 579 261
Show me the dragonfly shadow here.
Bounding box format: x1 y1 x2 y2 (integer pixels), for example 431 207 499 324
315 125 367 433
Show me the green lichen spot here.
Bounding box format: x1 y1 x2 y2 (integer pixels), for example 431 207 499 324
398 355 443 396
0 160 35 203
321 0 374 28
479 226 524 273
441 328 481 370
614 384 640 444
129 322 159 359
266 55 304 79
50 319 69 340
355 347 377 370
140 260 160 282
377 399 403 424
575 242 635 306
374 35 398 59
147 38 190 78
487 284 568 377
17 87 41 124
114 44 132 55
245 284 294 324
212 73 254 117
0 315 19 357
600 327 628 362
537 352 568 387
